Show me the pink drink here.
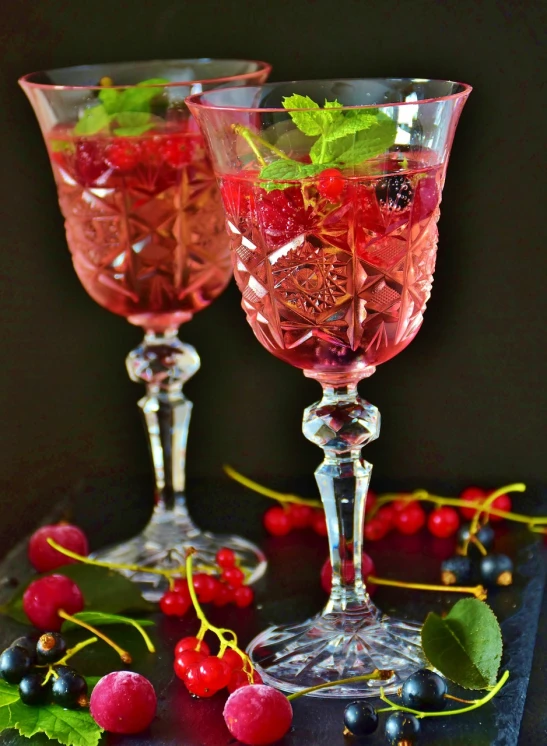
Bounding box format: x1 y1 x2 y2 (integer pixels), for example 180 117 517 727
220 153 442 375
48 126 231 331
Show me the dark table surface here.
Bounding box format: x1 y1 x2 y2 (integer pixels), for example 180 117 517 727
0 475 545 746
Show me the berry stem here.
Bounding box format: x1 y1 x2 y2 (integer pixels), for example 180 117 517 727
232 125 296 164
224 465 322 508
58 610 132 664
368 575 487 600
377 669 509 718
286 669 395 700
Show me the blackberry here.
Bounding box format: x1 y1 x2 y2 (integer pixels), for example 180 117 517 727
376 175 413 211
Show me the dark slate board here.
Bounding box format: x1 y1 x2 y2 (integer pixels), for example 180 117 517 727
0 477 545 745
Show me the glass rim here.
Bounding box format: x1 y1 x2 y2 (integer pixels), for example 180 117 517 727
186 77 472 113
18 58 272 91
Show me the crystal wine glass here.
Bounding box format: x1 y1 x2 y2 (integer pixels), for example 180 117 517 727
20 59 271 599
187 78 471 695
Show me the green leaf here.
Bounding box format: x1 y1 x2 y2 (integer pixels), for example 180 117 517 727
0 681 102 746
325 108 380 142
97 87 122 115
50 139 75 154
335 116 397 165
118 78 169 113
2 564 154 624
63 611 154 629
282 94 341 137
112 111 155 137
259 158 337 191
421 598 503 690
73 105 111 135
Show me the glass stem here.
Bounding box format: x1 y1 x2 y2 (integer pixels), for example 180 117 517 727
126 330 200 514
303 382 380 614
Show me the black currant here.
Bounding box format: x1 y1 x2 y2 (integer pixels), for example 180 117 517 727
52 667 88 709
11 636 37 660
480 553 513 587
36 632 67 664
457 522 495 556
19 671 51 706
343 701 379 736
441 555 473 585
0 646 33 684
385 712 421 744
375 175 413 211
402 668 447 711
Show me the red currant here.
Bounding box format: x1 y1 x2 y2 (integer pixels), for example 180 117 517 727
287 503 314 529
320 553 376 594
224 685 293 745
159 135 195 168
317 168 345 202
377 505 396 527
222 567 245 589
257 187 316 248
183 665 211 697
90 672 156 734
174 650 205 680
364 517 389 541
23 575 84 631
198 656 231 692
263 507 292 536
104 139 141 171
28 523 89 573
213 584 234 607
172 578 189 594
191 573 219 603
227 668 263 693
174 637 210 657
312 510 328 536
428 507 460 538
216 548 236 568
394 503 426 535
159 590 191 617
486 492 512 523
219 649 246 671
459 486 486 519
74 140 107 185
365 491 377 514
233 586 254 608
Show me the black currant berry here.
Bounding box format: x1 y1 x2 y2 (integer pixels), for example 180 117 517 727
457 522 495 556
480 553 513 587
376 175 413 211
441 555 473 586
343 701 379 736
0 646 33 684
36 632 67 664
19 671 51 706
402 668 447 711
52 667 88 709
385 712 421 744
11 636 37 661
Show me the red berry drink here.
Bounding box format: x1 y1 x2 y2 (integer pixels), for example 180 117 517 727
49 125 231 332
221 152 442 375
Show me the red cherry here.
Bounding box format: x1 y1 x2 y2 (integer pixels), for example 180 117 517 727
216 548 236 568
219 649 246 671
312 510 328 536
317 168 345 202
394 503 426 535
28 523 89 573
486 492 512 523
192 573 219 603
175 637 210 657
213 584 234 607
227 668 263 693
159 590 191 617
222 567 245 589
233 586 254 608
427 506 460 538
159 135 195 168
263 507 292 536
287 503 314 529
174 650 205 680
23 575 84 631
459 486 486 519
104 139 142 171
320 553 376 594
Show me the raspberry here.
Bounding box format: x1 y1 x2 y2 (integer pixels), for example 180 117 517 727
257 187 316 247
413 176 439 221
90 672 156 734
233 585 254 608
22 575 84 631
159 135 195 168
104 139 142 171
223 685 293 745
263 507 292 536
28 524 89 573
311 510 328 536
221 177 256 218
174 637 210 657
74 140 107 185
317 168 345 202
216 548 236 568
227 668 263 693
320 553 376 594
287 504 314 529
394 503 426 535
427 507 460 538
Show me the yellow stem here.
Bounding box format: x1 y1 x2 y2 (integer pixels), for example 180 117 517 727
38 637 98 686
232 125 267 166
368 575 487 601
58 610 132 664
287 670 394 700
224 465 322 508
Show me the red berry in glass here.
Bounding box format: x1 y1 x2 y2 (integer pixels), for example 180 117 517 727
317 168 345 202
90 671 157 734
427 506 460 538
28 523 89 572
263 506 292 536
223 684 293 745
23 575 84 631
175 637 210 657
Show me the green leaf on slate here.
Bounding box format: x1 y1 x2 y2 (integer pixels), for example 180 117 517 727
0 680 103 746
73 105 111 136
2 564 154 624
421 598 503 690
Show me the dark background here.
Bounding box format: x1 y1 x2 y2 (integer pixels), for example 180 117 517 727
1 0 546 544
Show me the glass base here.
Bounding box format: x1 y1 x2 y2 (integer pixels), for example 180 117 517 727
91 501 267 601
248 604 426 697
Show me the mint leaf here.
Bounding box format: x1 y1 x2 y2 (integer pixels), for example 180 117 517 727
325 109 380 142
73 105 111 135
113 111 155 136
0 681 103 746
98 87 121 114
336 116 397 165
259 159 336 191
421 598 503 690
282 94 330 137
118 78 169 113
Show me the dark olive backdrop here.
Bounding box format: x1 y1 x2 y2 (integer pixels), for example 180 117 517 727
1 0 545 542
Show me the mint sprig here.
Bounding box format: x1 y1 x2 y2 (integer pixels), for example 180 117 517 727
74 78 169 137
240 93 397 191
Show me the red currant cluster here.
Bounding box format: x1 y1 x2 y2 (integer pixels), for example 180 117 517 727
263 503 327 537
159 547 253 617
